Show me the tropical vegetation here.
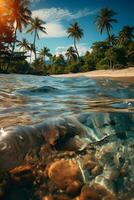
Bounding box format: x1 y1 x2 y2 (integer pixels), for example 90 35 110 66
67 22 84 60
26 17 47 60
0 1 134 75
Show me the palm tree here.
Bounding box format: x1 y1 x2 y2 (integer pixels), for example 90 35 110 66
48 53 53 66
17 38 30 52
118 26 134 45
39 47 52 64
27 17 47 60
29 43 36 64
8 0 31 52
95 8 117 40
67 22 84 59
106 34 118 46
51 55 57 65
65 46 77 63
0 19 15 52
56 54 66 66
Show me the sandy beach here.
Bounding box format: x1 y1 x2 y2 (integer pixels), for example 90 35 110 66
52 67 134 80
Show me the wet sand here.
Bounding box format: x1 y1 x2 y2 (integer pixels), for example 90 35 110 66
52 67 134 82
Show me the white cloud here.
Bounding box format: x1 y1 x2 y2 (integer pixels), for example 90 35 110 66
56 43 92 56
32 8 95 22
32 7 96 38
32 8 70 22
39 22 67 38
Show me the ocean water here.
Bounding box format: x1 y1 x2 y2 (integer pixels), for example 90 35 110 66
0 74 134 127
1 74 134 199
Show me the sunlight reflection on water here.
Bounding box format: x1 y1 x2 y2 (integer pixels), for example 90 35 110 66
0 74 134 127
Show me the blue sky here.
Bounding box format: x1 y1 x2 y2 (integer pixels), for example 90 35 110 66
18 0 134 56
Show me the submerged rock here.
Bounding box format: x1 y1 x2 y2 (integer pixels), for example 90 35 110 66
0 116 90 171
0 126 43 171
0 112 134 199
79 185 100 200
47 159 83 196
92 175 116 198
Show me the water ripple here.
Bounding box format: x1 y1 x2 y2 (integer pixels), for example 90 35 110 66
0 74 134 127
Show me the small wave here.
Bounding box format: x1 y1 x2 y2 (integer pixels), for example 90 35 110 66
30 86 60 93
18 86 60 95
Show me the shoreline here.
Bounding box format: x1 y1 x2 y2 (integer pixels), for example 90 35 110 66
52 67 134 80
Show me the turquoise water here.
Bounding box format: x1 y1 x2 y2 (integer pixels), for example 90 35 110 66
0 74 134 199
0 74 134 127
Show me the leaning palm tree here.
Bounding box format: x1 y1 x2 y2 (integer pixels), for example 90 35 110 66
8 0 31 52
17 38 30 52
39 47 52 64
65 46 77 63
27 17 47 60
95 8 117 40
118 26 134 45
67 22 84 59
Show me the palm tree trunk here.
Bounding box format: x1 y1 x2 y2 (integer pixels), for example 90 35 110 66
106 27 113 69
109 59 112 69
74 38 80 61
112 61 114 69
106 26 111 42
49 57 51 66
109 57 112 69
44 55 46 65
33 29 37 60
12 25 18 54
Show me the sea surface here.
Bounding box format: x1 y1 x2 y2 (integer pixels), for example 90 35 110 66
0 74 134 127
1 74 134 199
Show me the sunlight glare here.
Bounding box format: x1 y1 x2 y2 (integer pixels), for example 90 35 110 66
0 0 10 21
0 128 8 140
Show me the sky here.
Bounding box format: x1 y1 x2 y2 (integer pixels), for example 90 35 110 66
18 0 134 56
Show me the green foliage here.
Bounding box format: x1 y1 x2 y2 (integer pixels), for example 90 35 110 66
27 17 47 60
91 41 110 66
65 61 81 73
82 51 96 71
95 8 117 38
96 58 109 70
0 4 134 75
105 46 127 68
65 46 77 64
118 26 134 45
53 54 66 67
0 59 30 74
125 41 134 65
39 47 52 64
67 22 84 59
31 58 45 75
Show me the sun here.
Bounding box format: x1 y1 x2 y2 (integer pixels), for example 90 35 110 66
0 0 6 11
0 0 10 14
0 0 10 23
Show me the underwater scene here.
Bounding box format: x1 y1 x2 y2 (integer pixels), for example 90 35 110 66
0 74 134 200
